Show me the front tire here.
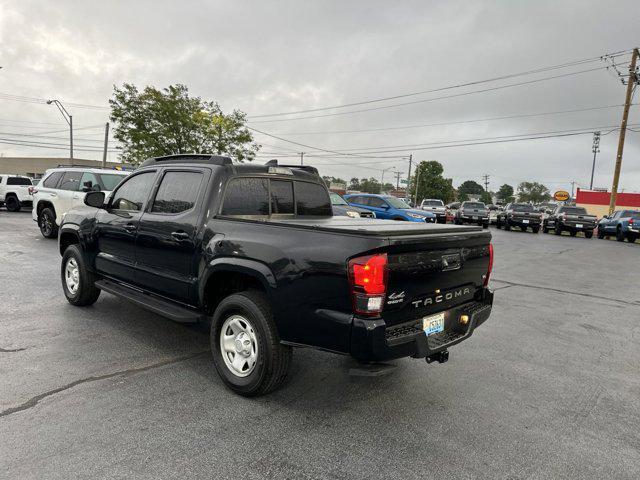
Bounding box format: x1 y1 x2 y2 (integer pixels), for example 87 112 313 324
597 228 605 239
584 231 593 239
554 224 562 236
61 245 101 306
39 207 58 239
616 228 624 242
211 291 292 396
5 196 21 212
504 221 511 231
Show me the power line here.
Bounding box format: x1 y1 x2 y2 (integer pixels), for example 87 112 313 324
248 50 632 118
264 103 633 136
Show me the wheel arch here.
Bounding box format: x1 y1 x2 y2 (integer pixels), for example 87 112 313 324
37 200 56 217
199 258 277 315
59 226 81 256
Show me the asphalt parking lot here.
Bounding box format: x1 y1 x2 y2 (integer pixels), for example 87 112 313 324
1 210 639 480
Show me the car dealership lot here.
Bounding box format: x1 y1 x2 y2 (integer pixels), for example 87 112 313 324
1 211 639 479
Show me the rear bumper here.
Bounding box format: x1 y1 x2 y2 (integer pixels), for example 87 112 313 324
349 289 493 362
458 216 489 225
508 218 541 227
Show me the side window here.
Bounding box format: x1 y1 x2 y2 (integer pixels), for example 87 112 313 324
350 196 364 205
221 178 269 215
270 180 294 214
7 177 32 186
80 172 101 192
111 172 156 212
58 171 83 191
295 182 332 216
367 197 386 208
151 171 203 214
43 171 64 188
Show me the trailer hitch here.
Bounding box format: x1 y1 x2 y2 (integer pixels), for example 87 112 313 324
426 350 449 364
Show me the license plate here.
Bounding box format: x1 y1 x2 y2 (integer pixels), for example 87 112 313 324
576 223 583 228
472 216 478 220
523 219 529 224
423 312 445 336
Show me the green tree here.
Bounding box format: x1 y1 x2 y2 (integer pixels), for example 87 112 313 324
359 177 382 193
382 182 394 192
409 161 455 203
480 191 493 204
109 83 258 165
517 182 550 203
348 177 361 190
458 180 485 197
458 191 469 202
496 184 515 203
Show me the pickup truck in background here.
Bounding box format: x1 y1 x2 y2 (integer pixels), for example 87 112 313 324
0 174 33 212
454 201 490 228
57 154 494 397
597 209 640 242
419 199 447 223
543 205 597 238
496 203 542 233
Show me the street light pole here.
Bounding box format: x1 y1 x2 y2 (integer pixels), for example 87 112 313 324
589 131 600 190
47 99 73 165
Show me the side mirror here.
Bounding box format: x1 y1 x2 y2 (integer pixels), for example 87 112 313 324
84 191 106 208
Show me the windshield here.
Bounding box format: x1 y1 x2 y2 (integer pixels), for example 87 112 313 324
99 173 127 191
385 197 411 209
329 192 349 206
422 200 443 207
463 202 485 209
560 206 587 215
621 210 640 217
512 204 534 212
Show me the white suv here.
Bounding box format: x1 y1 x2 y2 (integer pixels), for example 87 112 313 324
32 167 130 238
0 174 33 212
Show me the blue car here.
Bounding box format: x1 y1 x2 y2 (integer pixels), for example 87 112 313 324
343 194 437 222
597 209 640 242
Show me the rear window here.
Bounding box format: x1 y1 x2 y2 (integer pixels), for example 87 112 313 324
422 200 443 207
221 178 270 215
43 171 63 188
7 177 32 186
560 207 587 215
511 204 534 212
270 180 294 214
463 202 485 209
295 182 332 215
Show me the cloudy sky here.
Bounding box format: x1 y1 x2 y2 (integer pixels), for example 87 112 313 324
1 0 639 193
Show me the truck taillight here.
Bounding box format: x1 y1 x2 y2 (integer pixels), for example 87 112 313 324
348 253 388 317
484 244 494 287
630 218 634 226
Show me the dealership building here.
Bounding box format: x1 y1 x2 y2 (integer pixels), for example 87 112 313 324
575 188 640 217
0 157 126 178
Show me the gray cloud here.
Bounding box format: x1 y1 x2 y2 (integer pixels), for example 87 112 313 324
1 0 639 193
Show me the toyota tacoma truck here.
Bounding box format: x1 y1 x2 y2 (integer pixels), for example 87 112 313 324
496 203 542 233
543 205 597 238
57 154 494 396
597 209 640 242
454 201 490 228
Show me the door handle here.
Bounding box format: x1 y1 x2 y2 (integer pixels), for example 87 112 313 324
171 231 189 240
124 223 137 232
72 194 80 199
50 193 57 197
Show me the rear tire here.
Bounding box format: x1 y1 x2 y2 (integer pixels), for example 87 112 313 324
585 231 593 239
504 221 511 231
626 233 636 243
554 224 562 235
39 207 58 239
5 196 21 212
532 226 540 234
570 230 577 237
210 291 292 396
597 228 605 239
61 245 101 306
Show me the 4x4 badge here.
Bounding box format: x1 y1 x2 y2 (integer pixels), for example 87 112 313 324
387 291 405 304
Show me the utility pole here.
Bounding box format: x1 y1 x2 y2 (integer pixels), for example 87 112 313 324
413 166 421 205
609 47 639 215
570 180 577 199
407 154 412 190
300 152 304 165
589 131 600 190
102 122 110 168
394 170 404 190
482 174 490 193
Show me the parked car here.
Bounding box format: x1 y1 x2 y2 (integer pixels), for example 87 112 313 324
329 191 375 218
58 154 493 396
419 198 447 223
454 201 489 228
445 202 460 223
496 203 542 233
543 205 597 238
597 209 640 242
344 194 436 222
31 166 130 238
0 174 33 212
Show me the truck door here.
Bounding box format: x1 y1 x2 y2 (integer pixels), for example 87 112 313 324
135 169 208 302
93 170 158 285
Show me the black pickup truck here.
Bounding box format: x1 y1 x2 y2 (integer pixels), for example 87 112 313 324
543 205 597 238
496 203 542 233
58 155 494 396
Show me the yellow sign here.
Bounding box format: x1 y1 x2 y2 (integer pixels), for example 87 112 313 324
554 190 570 201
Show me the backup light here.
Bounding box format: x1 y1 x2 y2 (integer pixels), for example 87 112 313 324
348 253 388 317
